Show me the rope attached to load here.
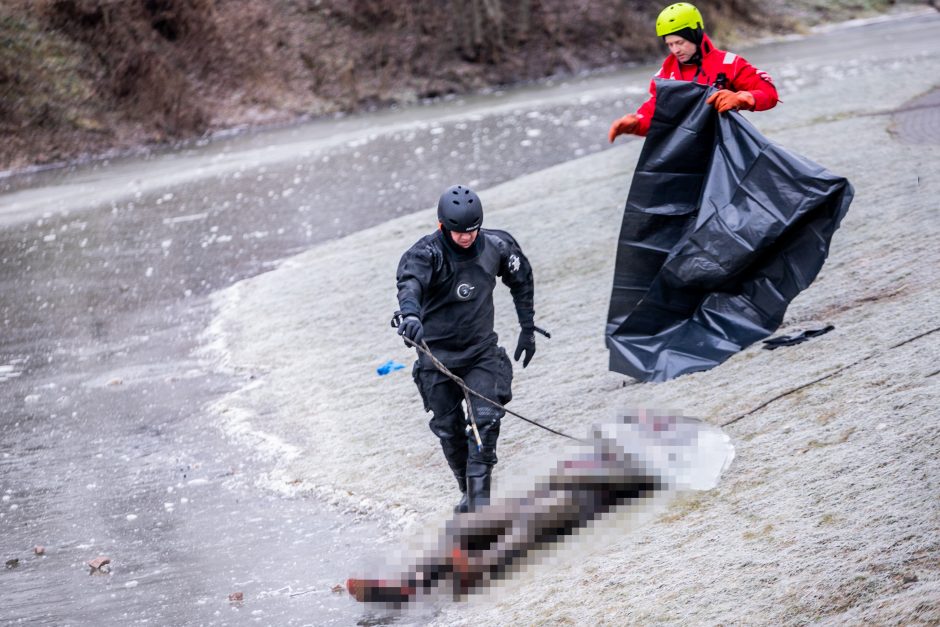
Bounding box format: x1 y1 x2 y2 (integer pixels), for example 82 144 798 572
402 336 583 444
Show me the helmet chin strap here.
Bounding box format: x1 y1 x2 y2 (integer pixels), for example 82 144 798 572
691 48 703 82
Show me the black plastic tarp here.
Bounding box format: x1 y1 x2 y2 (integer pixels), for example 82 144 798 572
606 80 853 382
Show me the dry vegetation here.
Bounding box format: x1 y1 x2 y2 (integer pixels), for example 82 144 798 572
0 0 899 171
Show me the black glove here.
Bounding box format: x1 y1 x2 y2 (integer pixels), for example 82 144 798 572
514 327 536 368
397 315 424 345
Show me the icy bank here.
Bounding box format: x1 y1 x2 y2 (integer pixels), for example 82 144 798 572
201 17 940 625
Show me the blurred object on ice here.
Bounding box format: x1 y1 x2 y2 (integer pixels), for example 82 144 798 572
592 409 735 491
348 409 734 607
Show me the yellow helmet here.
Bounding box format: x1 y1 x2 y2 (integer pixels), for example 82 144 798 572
655 3 705 37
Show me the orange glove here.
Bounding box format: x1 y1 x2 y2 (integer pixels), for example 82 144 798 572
706 90 756 113
608 114 640 142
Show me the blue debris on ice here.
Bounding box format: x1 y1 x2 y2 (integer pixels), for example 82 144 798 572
376 360 406 376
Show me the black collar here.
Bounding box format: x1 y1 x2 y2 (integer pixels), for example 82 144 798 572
439 228 484 260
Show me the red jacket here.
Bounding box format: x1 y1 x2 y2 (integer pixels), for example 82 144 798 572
633 33 778 136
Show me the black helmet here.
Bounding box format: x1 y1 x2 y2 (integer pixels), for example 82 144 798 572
437 185 482 232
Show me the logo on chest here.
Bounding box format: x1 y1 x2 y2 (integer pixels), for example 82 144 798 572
456 282 476 301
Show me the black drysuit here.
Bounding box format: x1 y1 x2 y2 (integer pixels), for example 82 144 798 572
396 228 534 480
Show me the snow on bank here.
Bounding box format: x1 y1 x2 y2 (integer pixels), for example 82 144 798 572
200 24 940 626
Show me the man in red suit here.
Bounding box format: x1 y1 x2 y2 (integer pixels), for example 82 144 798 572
609 2 779 141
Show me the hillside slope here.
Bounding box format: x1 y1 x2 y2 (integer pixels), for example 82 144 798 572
0 0 903 172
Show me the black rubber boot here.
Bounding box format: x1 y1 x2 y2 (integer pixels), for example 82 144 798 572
454 475 469 514
467 472 491 512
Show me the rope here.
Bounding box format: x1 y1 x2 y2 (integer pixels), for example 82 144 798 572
721 325 940 427
403 336 583 444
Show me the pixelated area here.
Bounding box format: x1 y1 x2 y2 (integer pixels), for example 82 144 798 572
347 410 734 609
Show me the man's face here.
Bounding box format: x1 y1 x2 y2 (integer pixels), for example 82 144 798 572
450 229 479 248
664 34 697 64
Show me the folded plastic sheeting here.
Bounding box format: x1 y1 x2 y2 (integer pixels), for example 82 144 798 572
606 80 853 382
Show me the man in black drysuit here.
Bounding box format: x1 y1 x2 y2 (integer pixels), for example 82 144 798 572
394 184 537 513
